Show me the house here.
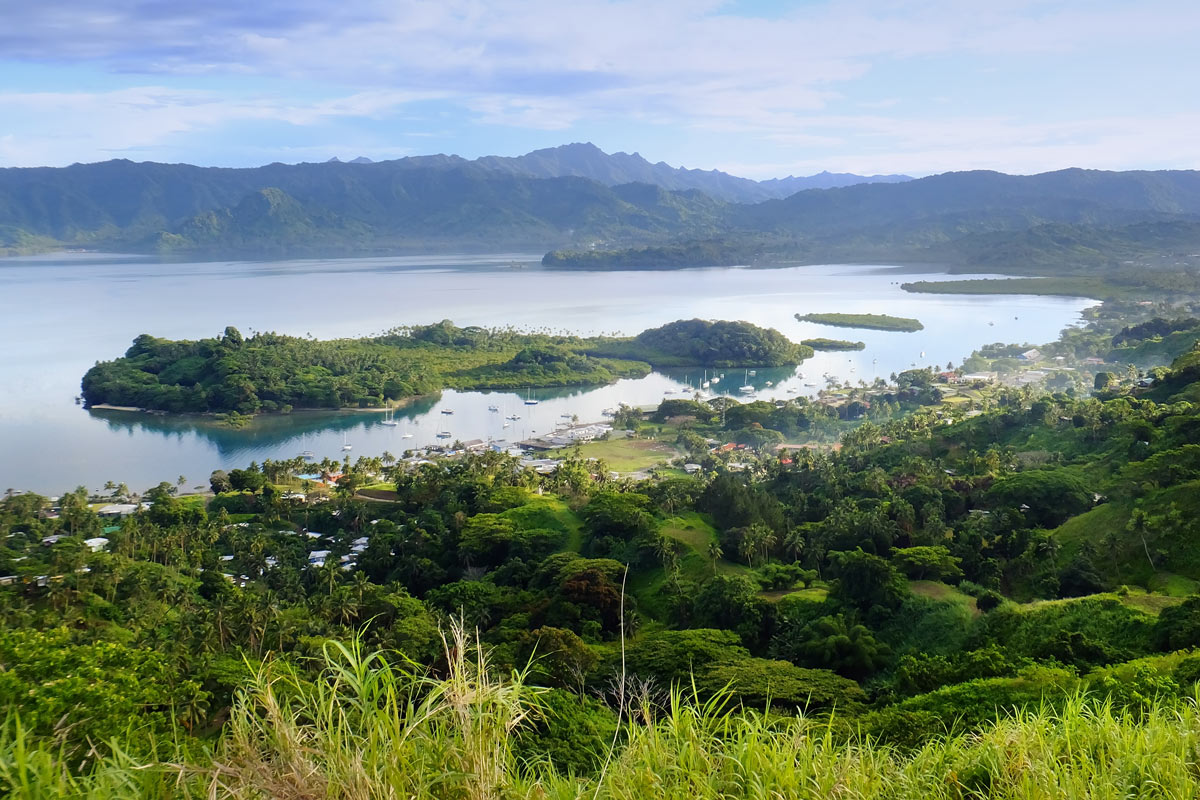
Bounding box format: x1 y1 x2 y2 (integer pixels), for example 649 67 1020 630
961 373 996 383
82 537 109 552
1020 348 1042 362
683 463 702 474
97 503 143 517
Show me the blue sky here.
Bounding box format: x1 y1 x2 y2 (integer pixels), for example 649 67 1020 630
0 0 1197 177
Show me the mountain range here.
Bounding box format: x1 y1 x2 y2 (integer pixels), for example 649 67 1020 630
1 144 1199 266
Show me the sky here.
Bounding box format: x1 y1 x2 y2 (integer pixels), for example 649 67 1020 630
0 0 1197 178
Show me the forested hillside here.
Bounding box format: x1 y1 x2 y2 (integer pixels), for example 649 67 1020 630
13 308 1200 794
3 155 1200 261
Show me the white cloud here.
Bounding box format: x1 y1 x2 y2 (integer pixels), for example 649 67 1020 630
0 86 438 165
1 0 1198 172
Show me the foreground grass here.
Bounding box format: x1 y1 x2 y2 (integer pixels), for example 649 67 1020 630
9 629 1200 799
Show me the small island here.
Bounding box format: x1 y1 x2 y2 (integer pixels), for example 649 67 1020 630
81 318 811 415
801 337 866 351
796 312 924 332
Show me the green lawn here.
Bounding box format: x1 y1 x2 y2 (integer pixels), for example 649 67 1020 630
910 580 980 616
551 437 680 472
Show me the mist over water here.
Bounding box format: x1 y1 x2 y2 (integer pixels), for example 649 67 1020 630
0 252 1095 493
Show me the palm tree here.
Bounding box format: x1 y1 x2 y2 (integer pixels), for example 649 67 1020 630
707 540 724 574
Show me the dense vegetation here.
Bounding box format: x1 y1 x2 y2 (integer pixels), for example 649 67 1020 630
542 239 760 268
802 337 866 351
796 312 924 332
80 319 811 413
582 319 814 368
14 316 1200 793
5 155 1200 263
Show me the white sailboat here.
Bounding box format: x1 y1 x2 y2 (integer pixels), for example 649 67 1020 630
342 433 352 451
524 387 539 406
380 408 398 426
739 369 755 394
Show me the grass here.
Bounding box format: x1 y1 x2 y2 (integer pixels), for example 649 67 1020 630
12 630 1200 799
910 579 980 616
551 437 680 472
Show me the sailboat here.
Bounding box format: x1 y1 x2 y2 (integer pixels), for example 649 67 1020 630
380 408 398 426
739 369 755 394
342 432 352 451
524 387 539 406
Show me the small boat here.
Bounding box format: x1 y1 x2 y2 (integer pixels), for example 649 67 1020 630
507 414 521 421
524 387 539 406
342 433 352 451
436 431 452 439
765 381 773 387
503 422 510 428
748 370 757 376
300 450 315 460
380 408 398 426
488 405 500 412
402 432 414 439
441 409 454 415
601 407 616 416
560 413 572 419
738 369 754 394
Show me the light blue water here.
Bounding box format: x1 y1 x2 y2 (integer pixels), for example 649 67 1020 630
0 252 1095 494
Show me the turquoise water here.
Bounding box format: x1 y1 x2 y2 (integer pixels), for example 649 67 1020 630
0 252 1095 494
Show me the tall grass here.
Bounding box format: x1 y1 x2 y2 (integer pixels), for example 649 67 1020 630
7 628 1200 798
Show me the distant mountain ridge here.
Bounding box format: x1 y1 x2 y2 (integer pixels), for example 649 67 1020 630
468 142 910 202
321 143 908 202
1 147 1199 261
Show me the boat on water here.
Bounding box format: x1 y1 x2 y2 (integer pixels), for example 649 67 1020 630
441 409 454 415
342 434 352 452
402 432 414 439
488 405 500 412
601 407 616 416
560 413 572 419
300 450 315 460
380 408 398 426
524 387 539 406
738 369 755 394
507 414 521 421
748 369 756 376
436 431 452 439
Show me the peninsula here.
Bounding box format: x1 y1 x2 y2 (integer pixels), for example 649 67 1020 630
81 319 812 415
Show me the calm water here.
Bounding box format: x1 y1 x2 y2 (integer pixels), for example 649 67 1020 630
0 252 1096 494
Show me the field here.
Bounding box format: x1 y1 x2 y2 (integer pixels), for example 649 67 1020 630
549 437 680 472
